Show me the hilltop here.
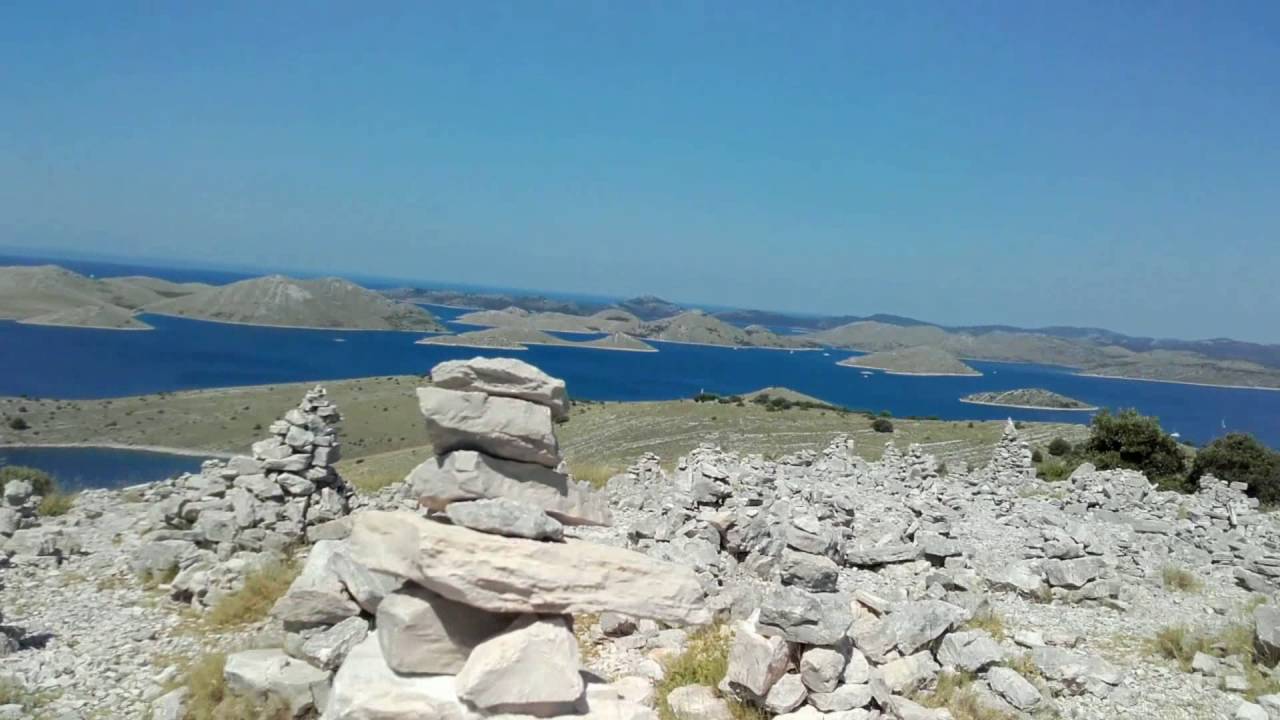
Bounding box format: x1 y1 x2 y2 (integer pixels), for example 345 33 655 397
635 310 816 348
962 388 1097 411
838 346 981 376
453 307 642 334
146 275 445 331
0 265 204 329
417 326 655 352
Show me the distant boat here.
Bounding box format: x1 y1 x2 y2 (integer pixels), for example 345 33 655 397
822 352 830 357
333 338 347 343
861 371 872 377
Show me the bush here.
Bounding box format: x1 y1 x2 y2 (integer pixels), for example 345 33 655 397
693 392 719 403
1161 565 1201 593
0 466 56 496
38 490 76 517
1030 448 1044 463
871 418 894 433
1083 409 1188 488
1190 433 1280 504
1048 437 1072 457
6 416 29 430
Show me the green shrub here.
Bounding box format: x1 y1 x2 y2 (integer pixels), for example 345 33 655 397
693 392 719 403
0 466 57 496
1190 433 1280 504
871 418 894 433
1083 409 1188 489
1030 448 1044 463
7 416 29 430
38 490 76 516
1048 437 1072 456
1161 566 1202 593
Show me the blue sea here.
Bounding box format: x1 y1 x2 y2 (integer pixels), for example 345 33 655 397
2 255 1279 488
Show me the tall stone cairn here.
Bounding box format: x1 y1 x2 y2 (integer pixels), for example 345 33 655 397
987 418 1034 484
237 357 709 720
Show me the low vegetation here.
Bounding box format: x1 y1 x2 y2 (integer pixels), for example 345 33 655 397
1190 433 1280 505
914 671 1013 720
963 610 1007 641
568 461 622 490
1161 565 1202 593
1082 409 1189 490
1151 620 1280 700
0 465 56 495
203 558 299 629
175 651 292 720
871 418 894 433
656 624 764 720
37 489 76 516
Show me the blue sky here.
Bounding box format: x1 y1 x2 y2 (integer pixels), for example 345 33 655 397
1 3 1277 342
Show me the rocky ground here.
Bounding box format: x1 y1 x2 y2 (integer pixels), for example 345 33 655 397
2 359 1279 720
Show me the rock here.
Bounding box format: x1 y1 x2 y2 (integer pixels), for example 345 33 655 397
888 600 969 654
271 540 361 629
325 634 476 720
456 614 585 716
986 562 1045 595
935 630 1004 672
0 508 20 537
799 647 845 693
843 543 920 567
612 676 656 708
1041 557 1108 589
299 616 368 671
842 649 871 685
327 545 403 614
985 666 1041 710
764 674 807 714
808 684 872 712
376 585 514 674
780 549 839 592
150 687 188 720
3 480 32 505
223 648 331 716
411 450 611 526
601 612 637 637
1030 646 1121 685
431 356 570 421
666 685 733 720
1236 701 1269 720
417 387 560 467
349 511 709 625
877 652 940 694
1190 651 1219 674
1255 604 1280 657
757 586 852 645
445 498 564 541
725 619 790 698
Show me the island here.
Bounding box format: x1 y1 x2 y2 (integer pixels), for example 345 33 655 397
19 304 153 330
418 327 656 352
838 347 982 376
453 307 642 334
960 388 1097 411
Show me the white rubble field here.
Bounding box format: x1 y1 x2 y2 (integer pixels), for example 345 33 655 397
2 358 1279 720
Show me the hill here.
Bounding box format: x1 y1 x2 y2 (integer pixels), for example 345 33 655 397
961 388 1096 410
616 295 685 320
145 275 445 331
103 276 212 299
418 326 656 352
636 310 817 348
453 307 642 334
383 288 599 315
838 347 981 376
19 304 153 330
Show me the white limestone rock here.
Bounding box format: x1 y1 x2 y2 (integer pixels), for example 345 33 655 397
431 357 570 421
455 614 585 716
417 387 560 467
376 585 514 675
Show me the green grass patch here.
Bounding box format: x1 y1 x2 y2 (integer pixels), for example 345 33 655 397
656 624 765 720
1151 621 1280 700
914 671 1014 720
37 489 76 516
204 558 299 629
962 610 1007 642
568 461 623 490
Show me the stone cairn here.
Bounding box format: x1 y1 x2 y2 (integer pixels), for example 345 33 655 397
214 357 708 719
985 419 1035 485
131 386 352 607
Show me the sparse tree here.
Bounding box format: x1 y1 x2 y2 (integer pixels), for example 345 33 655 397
1191 433 1280 504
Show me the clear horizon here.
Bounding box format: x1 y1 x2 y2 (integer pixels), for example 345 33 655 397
2 4 1277 342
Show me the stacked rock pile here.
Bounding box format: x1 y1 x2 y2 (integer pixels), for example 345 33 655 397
1 479 81 566
214 357 709 719
130 386 353 607
982 419 1035 486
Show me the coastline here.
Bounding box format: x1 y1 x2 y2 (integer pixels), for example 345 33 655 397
645 338 821 351
959 398 1098 412
838 363 983 377
16 319 154 331
0 441 232 458
1076 372 1280 392
142 311 447 334
417 338 658 353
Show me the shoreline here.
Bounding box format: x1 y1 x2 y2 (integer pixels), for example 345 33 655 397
0 441 232 458
16 319 154 331
1076 373 1280 392
646 338 821 351
417 338 658 353
959 398 1098 412
838 363 983 377
142 311 447 334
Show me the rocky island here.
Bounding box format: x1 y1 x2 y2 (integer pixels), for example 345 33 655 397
418 327 656 352
838 346 982 376
962 388 1098 411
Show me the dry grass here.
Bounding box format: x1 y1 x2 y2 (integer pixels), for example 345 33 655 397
37 489 76 516
1151 621 1280 700
1161 565 1202 593
204 558 299 629
568 461 623 490
574 613 602 664
656 624 765 720
963 610 1007 642
1003 652 1042 681
915 672 1014 720
177 651 292 720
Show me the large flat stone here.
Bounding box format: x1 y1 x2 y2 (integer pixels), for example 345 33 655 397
271 540 361 629
417 387 559 467
223 648 331 716
325 634 480 720
456 614 585 715
350 511 708 626
377 585 515 674
412 450 611 526
445 498 564 540
724 618 790 698
431 357 569 421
